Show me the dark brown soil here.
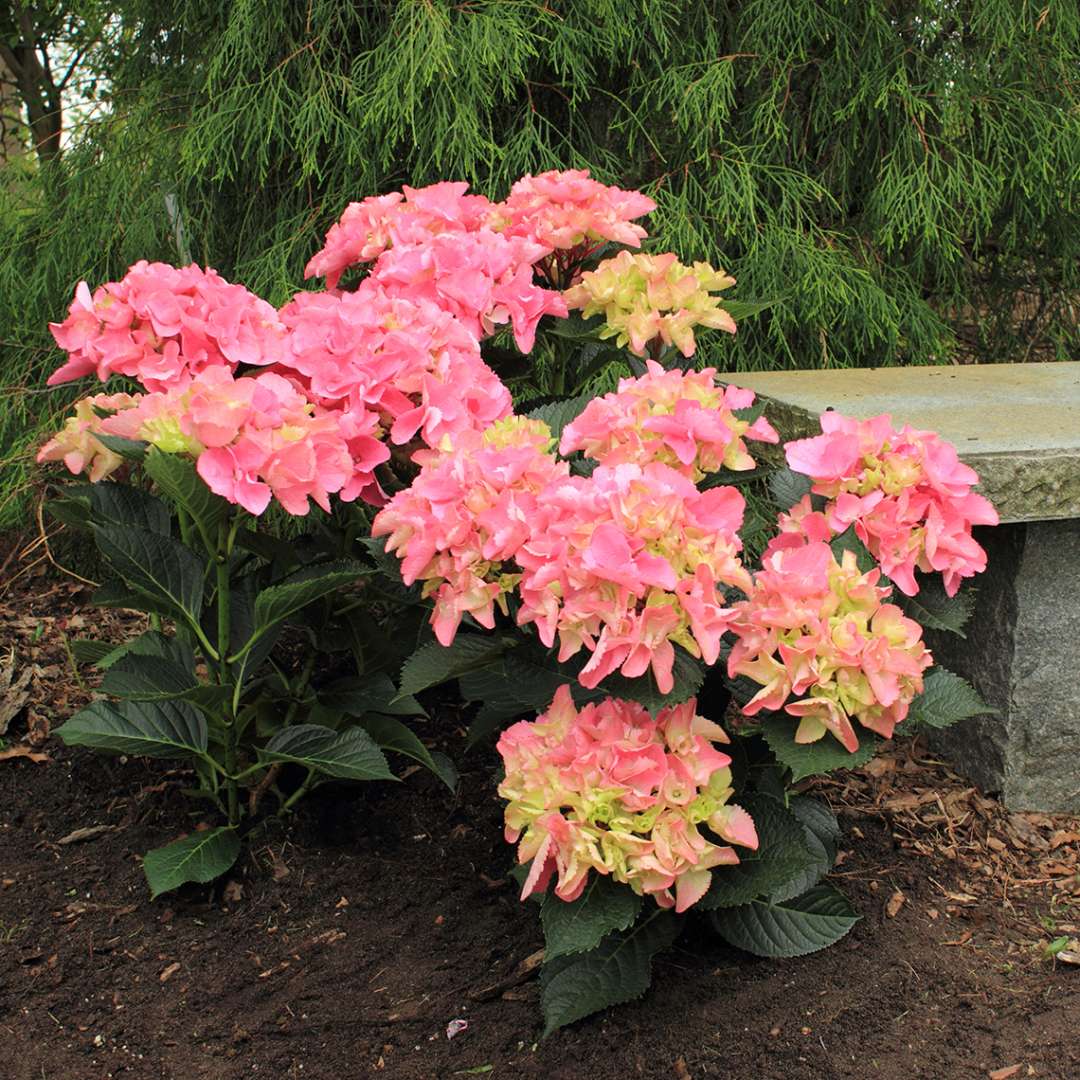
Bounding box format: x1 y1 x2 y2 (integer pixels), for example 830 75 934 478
1 562 1078 1080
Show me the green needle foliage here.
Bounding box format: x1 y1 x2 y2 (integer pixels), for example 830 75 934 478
2 0 1078 525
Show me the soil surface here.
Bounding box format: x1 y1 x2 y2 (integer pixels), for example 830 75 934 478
1 557 1078 1080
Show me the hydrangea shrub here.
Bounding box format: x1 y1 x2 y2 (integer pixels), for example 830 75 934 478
37 168 997 1033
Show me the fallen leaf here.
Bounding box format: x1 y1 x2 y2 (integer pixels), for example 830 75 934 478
863 757 897 778
886 890 905 918
674 1056 692 1080
159 962 181 983
446 1019 468 1040
944 931 973 946
0 745 49 764
222 880 243 903
0 653 32 735
988 1065 1022 1080
26 709 50 746
1049 830 1080 850
57 825 116 845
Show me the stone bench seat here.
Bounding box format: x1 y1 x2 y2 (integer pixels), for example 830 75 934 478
717 362 1080 814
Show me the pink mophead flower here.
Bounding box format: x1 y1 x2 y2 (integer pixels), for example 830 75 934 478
560 360 778 479
370 417 567 645
495 169 656 252
727 540 933 751
279 280 511 451
515 460 752 694
40 366 380 517
498 687 757 912
47 262 286 391
36 392 140 482
783 412 999 597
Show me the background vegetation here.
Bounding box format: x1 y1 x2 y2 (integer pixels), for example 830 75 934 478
2 0 1078 527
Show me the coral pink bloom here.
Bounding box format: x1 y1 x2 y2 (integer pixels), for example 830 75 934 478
498 690 754 913
785 412 999 598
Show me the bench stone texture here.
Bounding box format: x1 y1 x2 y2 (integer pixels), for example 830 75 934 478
717 362 1080 814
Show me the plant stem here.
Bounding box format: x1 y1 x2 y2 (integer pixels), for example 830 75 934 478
215 517 239 827
279 767 316 816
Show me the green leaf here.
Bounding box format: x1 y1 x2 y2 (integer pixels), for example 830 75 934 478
142 827 240 899
698 794 817 910
56 698 208 759
899 579 976 638
70 638 117 666
768 467 813 511
46 490 93 530
93 525 206 627
542 311 606 342
541 877 642 961
93 433 148 462
903 668 995 730
526 394 592 442
91 482 171 535
101 653 230 713
709 884 859 958
260 724 395 782
540 911 680 1036
356 714 458 791
144 448 230 539
829 527 876 573
318 673 426 717
398 635 510 698
770 795 840 904
760 714 881 782
241 561 365 656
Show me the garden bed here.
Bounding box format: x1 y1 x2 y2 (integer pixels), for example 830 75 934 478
1 565 1078 1080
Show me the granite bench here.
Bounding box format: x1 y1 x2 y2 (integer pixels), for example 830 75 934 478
717 362 1080 814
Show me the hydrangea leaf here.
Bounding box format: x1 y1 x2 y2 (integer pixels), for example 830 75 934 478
259 723 395 782
144 448 230 539
56 698 208 759
398 635 511 698
526 393 592 442
541 877 643 961
899 577 976 637
698 794 817 910
540 910 680 1036
769 795 840 903
142 827 240 899
902 668 995 730
92 524 206 627
760 714 881 782
356 713 458 792
708 883 859 958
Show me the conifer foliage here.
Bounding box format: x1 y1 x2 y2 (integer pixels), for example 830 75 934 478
2 0 1078 523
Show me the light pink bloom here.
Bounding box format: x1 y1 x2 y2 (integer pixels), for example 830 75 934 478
784 413 999 596
728 542 933 751
47 262 286 391
498 688 756 912
561 361 778 480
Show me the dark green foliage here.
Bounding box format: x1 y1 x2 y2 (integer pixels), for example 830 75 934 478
4 1 1079 524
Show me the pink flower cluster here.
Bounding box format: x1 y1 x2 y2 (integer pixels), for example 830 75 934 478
279 281 511 450
727 541 932 751
47 261 286 391
497 169 656 253
37 392 139 483
514 462 750 693
90 367 378 515
784 413 999 596
371 417 566 645
498 687 758 912
560 359 778 480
